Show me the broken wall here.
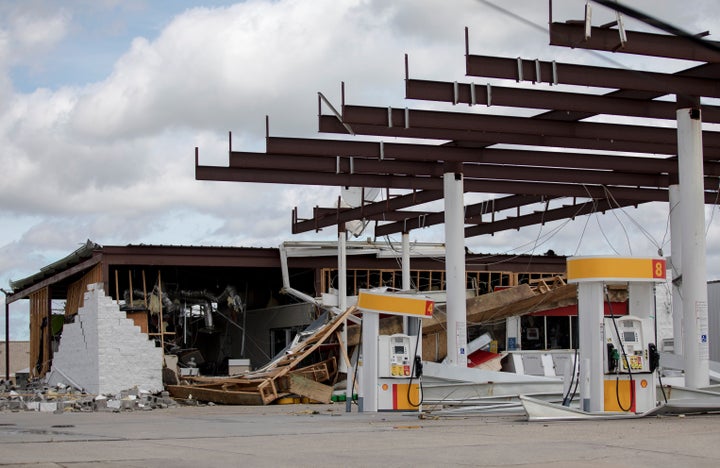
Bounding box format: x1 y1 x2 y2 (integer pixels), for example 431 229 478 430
47 283 163 394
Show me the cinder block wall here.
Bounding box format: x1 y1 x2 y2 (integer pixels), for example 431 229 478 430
48 283 163 394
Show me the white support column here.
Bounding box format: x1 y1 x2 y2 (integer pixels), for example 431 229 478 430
577 282 604 412
677 105 710 388
443 172 467 366
668 184 684 356
360 311 379 412
401 233 412 334
338 230 348 368
402 233 411 291
338 231 353 410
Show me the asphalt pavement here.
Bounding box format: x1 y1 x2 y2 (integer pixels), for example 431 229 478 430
1 402 719 467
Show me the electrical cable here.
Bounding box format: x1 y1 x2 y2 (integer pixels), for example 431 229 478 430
573 197 598 256
407 321 424 408
596 215 622 256
602 186 662 252
350 318 362 405
562 346 579 407
653 290 669 404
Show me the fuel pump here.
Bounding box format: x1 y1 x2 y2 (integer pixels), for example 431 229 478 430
566 256 665 414
357 290 433 412
603 315 660 412
376 333 422 411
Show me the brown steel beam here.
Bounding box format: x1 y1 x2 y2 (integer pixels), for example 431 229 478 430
228 151 682 188
549 22 720 63
268 136 720 173
341 105 720 149
198 163 684 201
267 136 676 170
319 115 691 155
372 194 552 237
463 198 641 237
312 207 433 221
465 54 720 98
299 193 550 235
405 78 720 123
292 190 443 233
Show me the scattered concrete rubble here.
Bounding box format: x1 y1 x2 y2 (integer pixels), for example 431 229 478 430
0 383 177 413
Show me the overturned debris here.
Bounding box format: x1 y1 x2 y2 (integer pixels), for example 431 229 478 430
167 306 356 405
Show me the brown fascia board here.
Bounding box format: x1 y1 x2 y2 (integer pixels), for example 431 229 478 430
100 245 282 268
405 78 720 124
340 105 720 149
549 22 720 63
318 115 697 156
465 54 720 98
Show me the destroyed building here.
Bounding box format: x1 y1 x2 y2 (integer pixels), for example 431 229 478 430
4 240 568 392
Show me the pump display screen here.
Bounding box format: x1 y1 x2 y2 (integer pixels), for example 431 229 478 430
394 345 406 354
623 331 637 343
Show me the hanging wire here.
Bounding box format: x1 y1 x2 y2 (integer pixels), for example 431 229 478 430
595 214 623 255
602 186 662 252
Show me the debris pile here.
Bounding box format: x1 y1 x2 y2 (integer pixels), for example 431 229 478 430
0 383 177 413
167 306 356 405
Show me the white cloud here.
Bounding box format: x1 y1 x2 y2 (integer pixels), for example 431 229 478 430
1 0 720 344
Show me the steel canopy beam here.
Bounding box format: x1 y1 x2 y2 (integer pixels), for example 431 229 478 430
197 163 684 201
270 136 720 174
464 198 642 237
466 54 720 98
227 151 683 188
319 115 691 156
291 190 443 234
267 136 686 171
549 22 720 63
372 194 553 237
340 105 720 149
405 78 720 123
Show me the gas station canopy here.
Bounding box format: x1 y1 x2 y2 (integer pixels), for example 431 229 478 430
196 4 720 239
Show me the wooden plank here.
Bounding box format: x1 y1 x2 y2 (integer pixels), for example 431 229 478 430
166 385 271 405
253 305 356 376
423 284 537 334
286 373 333 403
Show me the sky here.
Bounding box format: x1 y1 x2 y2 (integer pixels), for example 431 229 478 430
1 0 719 341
